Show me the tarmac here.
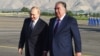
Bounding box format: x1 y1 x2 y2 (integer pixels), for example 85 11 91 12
0 16 100 56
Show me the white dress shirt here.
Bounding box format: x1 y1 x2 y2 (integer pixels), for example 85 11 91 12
32 18 39 28
54 14 66 28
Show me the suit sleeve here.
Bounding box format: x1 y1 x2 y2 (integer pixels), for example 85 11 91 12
18 19 26 49
43 24 49 51
43 19 53 51
70 18 82 52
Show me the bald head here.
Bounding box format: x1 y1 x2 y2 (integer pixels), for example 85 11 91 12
30 6 40 21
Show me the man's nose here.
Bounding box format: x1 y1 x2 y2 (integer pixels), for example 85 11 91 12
31 15 34 18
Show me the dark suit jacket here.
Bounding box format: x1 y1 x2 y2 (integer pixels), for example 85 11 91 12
18 18 48 56
48 15 81 56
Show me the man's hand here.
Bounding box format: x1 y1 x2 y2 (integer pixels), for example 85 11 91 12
18 48 23 56
75 52 82 56
43 51 48 56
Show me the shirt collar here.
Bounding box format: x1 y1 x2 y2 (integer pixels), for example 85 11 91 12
32 17 39 25
57 14 66 21
34 17 39 23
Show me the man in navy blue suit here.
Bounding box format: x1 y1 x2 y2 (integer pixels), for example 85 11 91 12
43 1 82 56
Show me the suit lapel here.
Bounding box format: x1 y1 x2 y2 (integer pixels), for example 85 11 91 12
50 18 56 34
31 19 41 33
55 15 68 35
27 18 32 33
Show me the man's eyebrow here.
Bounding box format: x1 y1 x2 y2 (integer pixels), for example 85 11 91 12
54 7 60 9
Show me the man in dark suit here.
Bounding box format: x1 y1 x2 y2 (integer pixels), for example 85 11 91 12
43 1 82 56
18 6 48 56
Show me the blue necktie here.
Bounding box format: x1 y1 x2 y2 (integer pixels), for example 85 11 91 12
30 20 34 30
54 20 60 34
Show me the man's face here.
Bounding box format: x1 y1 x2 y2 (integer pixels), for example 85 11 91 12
30 8 40 20
55 3 66 18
